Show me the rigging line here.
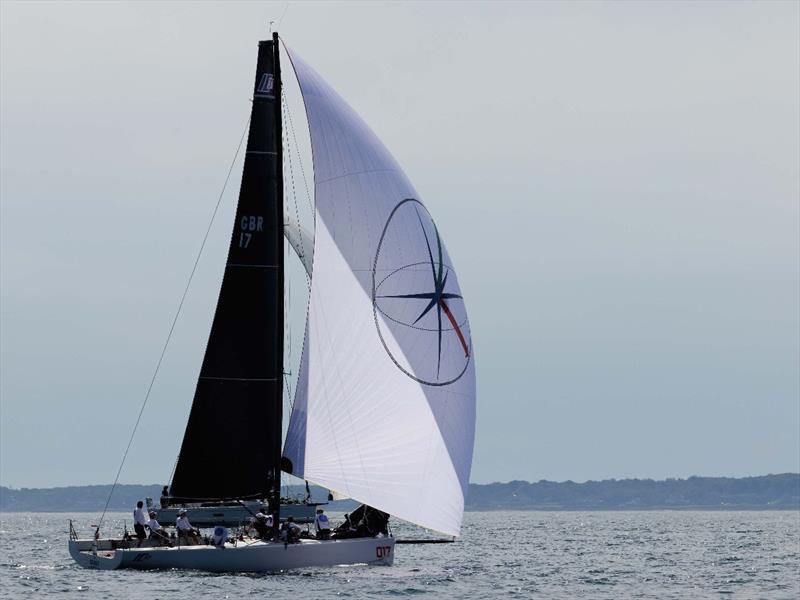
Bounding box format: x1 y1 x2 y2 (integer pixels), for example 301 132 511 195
282 99 305 264
282 88 314 215
276 3 290 31
283 236 296 418
97 116 251 531
280 141 299 422
282 98 312 293
283 371 294 414
285 235 292 364
281 120 294 423
283 239 294 416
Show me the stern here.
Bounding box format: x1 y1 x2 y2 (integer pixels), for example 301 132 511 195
68 538 124 570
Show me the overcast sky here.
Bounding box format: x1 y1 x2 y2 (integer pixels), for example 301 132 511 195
1 1 798 488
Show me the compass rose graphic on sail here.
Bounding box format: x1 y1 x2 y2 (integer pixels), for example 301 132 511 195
372 199 471 386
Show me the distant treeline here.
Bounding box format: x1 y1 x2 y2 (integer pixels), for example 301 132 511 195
0 484 164 513
1 474 798 512
0 483 344 513
465 474 800 510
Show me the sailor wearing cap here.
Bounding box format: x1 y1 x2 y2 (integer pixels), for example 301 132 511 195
147 511 171 546
176 509 200 545
252 512 274 540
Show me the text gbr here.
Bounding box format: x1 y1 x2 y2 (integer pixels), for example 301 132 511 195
238 215 263 248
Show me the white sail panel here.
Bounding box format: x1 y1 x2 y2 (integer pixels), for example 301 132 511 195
283 48 475 537
283 213 313 275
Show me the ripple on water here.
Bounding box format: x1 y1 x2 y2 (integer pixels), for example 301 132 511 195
1 511 799 599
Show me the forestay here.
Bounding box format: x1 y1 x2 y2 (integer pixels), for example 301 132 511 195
282 48 476 537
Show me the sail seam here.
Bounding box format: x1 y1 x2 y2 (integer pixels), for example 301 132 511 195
307 219 375 499
315 168 396 186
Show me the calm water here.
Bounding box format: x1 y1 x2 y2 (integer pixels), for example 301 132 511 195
1 511 798 599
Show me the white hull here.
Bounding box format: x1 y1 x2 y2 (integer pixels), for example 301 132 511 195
69 537 394 572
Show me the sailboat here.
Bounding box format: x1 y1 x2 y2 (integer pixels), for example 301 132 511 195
69 32 475 573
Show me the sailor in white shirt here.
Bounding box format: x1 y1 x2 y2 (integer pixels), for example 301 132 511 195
147 511 171 546
133 501 148 547
176 509 200 545
314 509 331 540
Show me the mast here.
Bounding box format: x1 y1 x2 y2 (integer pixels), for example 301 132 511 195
170 34 284 507
269 30 284 524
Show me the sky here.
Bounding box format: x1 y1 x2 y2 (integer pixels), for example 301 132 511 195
1 1 798 489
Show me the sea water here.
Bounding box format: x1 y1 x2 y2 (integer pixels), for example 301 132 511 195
1 510 798 599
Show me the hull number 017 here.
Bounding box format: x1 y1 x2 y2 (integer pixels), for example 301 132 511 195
376 546 391 558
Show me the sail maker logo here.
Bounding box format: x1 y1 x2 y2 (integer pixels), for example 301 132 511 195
257 73 274 94
372 198 471 386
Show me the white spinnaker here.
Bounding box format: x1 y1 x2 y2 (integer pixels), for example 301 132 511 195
282 48 475 537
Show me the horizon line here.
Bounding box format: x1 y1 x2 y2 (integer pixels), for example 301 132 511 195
2 472 798 491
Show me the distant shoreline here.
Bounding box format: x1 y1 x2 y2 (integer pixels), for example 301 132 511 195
465 474 799 511
1 474 797 513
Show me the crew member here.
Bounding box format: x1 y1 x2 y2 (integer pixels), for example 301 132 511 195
159 486 170 508
147 511 170 546
133 500 148 547
252 512 274 540
176 509 200 545
337 513 352 532
314 509 331 540
280 516 301 543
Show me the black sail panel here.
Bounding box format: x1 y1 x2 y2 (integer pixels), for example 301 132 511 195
170 38 283 501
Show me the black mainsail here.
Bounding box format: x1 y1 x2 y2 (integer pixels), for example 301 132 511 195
170 34 284 511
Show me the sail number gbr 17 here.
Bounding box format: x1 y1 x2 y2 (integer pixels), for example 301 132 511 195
238 215 264 248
